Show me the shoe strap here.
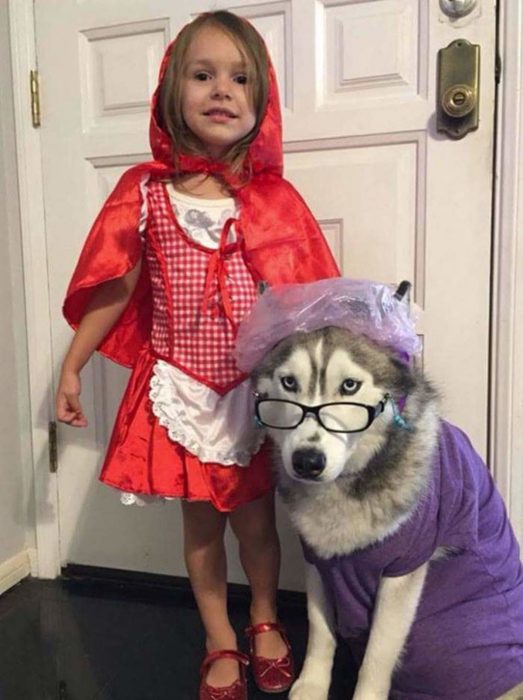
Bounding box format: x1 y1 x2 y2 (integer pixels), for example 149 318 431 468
245 622 290 653
200 649 249 676
245 621 286 638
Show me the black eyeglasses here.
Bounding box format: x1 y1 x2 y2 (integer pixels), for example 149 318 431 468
254 394 390 433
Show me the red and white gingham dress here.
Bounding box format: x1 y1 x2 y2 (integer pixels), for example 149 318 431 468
101 181 274 512
146 181 258 393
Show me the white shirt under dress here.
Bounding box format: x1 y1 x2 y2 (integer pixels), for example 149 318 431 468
122 183 264 507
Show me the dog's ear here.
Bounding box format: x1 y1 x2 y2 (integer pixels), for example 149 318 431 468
393 280 411 302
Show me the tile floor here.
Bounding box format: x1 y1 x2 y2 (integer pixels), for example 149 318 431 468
0 573 358 699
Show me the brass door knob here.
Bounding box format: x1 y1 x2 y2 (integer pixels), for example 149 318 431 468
439 0 477 18
441 84 476 118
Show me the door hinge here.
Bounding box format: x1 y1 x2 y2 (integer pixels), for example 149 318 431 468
49 421 58 473
30 70 41 128
495 53 502 84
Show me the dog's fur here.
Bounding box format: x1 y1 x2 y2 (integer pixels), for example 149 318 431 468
253 326 523 700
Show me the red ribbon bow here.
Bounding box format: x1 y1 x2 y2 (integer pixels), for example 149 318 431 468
200 218 239 331
257 655 293 679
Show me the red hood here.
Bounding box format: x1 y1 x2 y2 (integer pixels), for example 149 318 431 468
148 34 283 180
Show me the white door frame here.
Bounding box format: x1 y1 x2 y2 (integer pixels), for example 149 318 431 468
489 2 523 539
10 0 522 579
9 0 60 578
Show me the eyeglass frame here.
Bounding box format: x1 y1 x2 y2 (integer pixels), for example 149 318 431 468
253 393 390 434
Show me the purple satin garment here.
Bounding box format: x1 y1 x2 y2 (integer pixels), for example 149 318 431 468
303 420 523 700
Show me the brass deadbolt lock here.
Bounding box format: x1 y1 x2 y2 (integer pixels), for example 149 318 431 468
437 40 479 139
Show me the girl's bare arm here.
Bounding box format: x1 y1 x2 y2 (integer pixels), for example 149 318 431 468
56 260 142 427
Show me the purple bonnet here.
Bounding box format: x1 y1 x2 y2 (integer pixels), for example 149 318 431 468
234 278 421 374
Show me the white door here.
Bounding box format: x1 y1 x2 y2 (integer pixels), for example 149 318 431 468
35 0 497 589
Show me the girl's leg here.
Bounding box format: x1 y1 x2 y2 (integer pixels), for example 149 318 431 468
181 500 238 687
228 491 288 658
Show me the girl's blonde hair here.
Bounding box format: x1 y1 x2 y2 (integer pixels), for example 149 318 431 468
157 11 269 174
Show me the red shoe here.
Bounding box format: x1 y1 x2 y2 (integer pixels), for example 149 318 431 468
245 622 295 694
199 650 249 700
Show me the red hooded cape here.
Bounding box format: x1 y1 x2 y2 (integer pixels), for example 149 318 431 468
62 27 340 509
63 36 340 368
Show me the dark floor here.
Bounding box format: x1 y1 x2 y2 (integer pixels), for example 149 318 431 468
0 573 358 700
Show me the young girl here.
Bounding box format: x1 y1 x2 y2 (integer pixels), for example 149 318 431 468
56 11 339 700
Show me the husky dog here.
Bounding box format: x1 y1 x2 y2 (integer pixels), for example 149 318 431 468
247 282 523 700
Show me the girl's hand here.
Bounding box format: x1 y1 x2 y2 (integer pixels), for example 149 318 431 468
56 368 88 427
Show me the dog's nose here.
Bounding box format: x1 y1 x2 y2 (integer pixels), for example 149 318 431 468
292 449 326 479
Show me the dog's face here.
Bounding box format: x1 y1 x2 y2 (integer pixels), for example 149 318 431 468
253 327 413 484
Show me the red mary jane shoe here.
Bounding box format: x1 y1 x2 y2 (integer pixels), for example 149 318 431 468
199 649 249 700
245 622 295 694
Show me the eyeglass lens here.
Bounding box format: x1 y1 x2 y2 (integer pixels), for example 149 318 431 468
318 403 370 431
257 400 371 432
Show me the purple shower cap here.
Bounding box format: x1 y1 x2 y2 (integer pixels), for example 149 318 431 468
234 278 421 374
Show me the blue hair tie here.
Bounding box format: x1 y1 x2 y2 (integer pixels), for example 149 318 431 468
390 397 411 431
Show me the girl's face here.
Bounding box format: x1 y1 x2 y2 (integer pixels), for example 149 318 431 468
180 25 257 160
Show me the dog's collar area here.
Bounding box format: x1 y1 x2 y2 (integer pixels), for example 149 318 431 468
253 393 390 433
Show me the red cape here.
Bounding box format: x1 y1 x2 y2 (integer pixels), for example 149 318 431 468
63 32 340 367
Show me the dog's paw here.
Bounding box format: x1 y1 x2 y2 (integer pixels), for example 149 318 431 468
352 687 388 700
289 676 330 700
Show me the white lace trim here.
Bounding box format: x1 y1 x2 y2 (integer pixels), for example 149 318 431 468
148 360 264 466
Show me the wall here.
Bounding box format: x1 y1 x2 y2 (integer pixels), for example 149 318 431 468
0 0 35 592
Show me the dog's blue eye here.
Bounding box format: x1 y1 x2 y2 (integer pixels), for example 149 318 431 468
340 379 361 395
281 376 298 392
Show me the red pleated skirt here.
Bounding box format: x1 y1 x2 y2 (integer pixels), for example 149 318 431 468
99 345 274 512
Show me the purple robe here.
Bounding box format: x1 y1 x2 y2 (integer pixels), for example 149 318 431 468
303 421 523 700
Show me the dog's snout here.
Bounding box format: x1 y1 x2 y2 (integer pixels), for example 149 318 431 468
292 448 326 479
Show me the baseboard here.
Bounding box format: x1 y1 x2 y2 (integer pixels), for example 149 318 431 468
0 550 31 596
61 563 307 609
27 547 39 576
